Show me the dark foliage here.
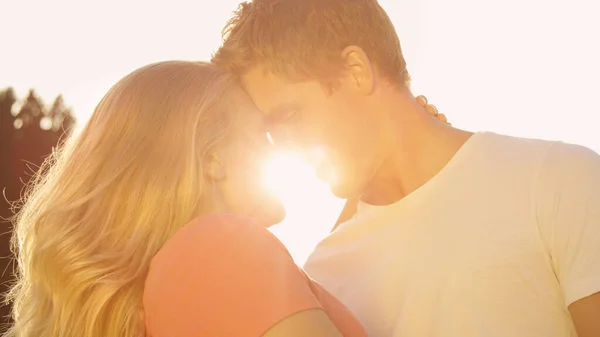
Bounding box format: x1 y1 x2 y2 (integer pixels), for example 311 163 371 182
0 87 76 326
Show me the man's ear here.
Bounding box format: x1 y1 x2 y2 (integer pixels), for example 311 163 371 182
204 154 227 181
340 45 375 95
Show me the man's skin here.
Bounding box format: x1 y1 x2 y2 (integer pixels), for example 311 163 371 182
333 95 445 230
240 45 600 336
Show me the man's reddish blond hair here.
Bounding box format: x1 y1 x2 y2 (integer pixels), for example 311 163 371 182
212 0 411 87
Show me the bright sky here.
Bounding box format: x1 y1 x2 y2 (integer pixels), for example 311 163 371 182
1 0 598 264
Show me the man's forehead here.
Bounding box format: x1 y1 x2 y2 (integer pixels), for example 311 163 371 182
241 67 298 112
243 65 293 85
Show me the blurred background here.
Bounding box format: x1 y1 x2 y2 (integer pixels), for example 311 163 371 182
1 0 598 325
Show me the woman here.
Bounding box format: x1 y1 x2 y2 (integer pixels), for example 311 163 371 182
4 61 367 337
5 61 444 336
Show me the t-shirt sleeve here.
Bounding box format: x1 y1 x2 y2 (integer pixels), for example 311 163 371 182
535 143 600 306
143 214 322 337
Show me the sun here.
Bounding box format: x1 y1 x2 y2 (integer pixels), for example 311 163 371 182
263 151 314 203
263 149 345 265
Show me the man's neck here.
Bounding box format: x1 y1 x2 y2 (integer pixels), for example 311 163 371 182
361 90 473 206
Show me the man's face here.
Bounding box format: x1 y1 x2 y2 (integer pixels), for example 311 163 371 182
240 67 386 199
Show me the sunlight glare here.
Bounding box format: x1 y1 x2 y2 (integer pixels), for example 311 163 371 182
264 150 314 204
264 149 345 264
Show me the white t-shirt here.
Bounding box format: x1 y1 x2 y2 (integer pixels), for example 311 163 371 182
304 132 600 337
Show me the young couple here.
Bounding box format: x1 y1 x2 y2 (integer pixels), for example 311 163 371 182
5 0 600 336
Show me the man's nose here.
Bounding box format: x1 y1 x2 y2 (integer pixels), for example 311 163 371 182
304 147 328 167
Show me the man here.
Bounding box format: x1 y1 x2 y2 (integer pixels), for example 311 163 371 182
212 0 600 336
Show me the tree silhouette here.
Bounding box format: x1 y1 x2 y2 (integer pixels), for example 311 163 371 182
15 90 43 131
0 88 16 202
47 95 75 133
0 87 76 326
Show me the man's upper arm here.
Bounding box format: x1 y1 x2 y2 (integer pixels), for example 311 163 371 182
535 143 600 336
568 292 600 337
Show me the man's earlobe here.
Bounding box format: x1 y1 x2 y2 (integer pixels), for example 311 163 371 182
205 155 227 181
341 45 375 95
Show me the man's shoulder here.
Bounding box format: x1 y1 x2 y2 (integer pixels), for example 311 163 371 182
475 132 600 190
481 132 599 170
475 131 555 153
542 140 599 163
537 141 600 186
471 132 566 170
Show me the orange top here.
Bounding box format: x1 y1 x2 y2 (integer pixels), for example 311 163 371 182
143 213 367 337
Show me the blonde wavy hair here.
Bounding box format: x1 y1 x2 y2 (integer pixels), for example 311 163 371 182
4 61 237 337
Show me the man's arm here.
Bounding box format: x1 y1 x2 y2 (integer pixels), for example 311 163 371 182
536 143 600 337
569 293 600 337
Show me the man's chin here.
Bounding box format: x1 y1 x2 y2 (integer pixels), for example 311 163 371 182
316 168 356 199
329 180 361 200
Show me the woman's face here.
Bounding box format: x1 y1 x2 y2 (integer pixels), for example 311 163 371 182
213 90 285 226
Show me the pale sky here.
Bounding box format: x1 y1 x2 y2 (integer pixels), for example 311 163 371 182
1 0 599 264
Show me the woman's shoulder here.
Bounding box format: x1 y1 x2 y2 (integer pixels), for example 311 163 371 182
186 213 281 244
143 215 331 337
146 213 292 285
143 214 315 336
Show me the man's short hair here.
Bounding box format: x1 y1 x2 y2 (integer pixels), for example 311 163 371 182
212 0 411 87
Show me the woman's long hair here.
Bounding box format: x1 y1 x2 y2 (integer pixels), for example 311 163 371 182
4 61 237 337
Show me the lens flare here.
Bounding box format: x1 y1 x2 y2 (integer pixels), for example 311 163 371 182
262 148 345 264
263 150 313 199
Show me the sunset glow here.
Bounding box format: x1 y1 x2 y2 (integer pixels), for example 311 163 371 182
1 0 598 264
